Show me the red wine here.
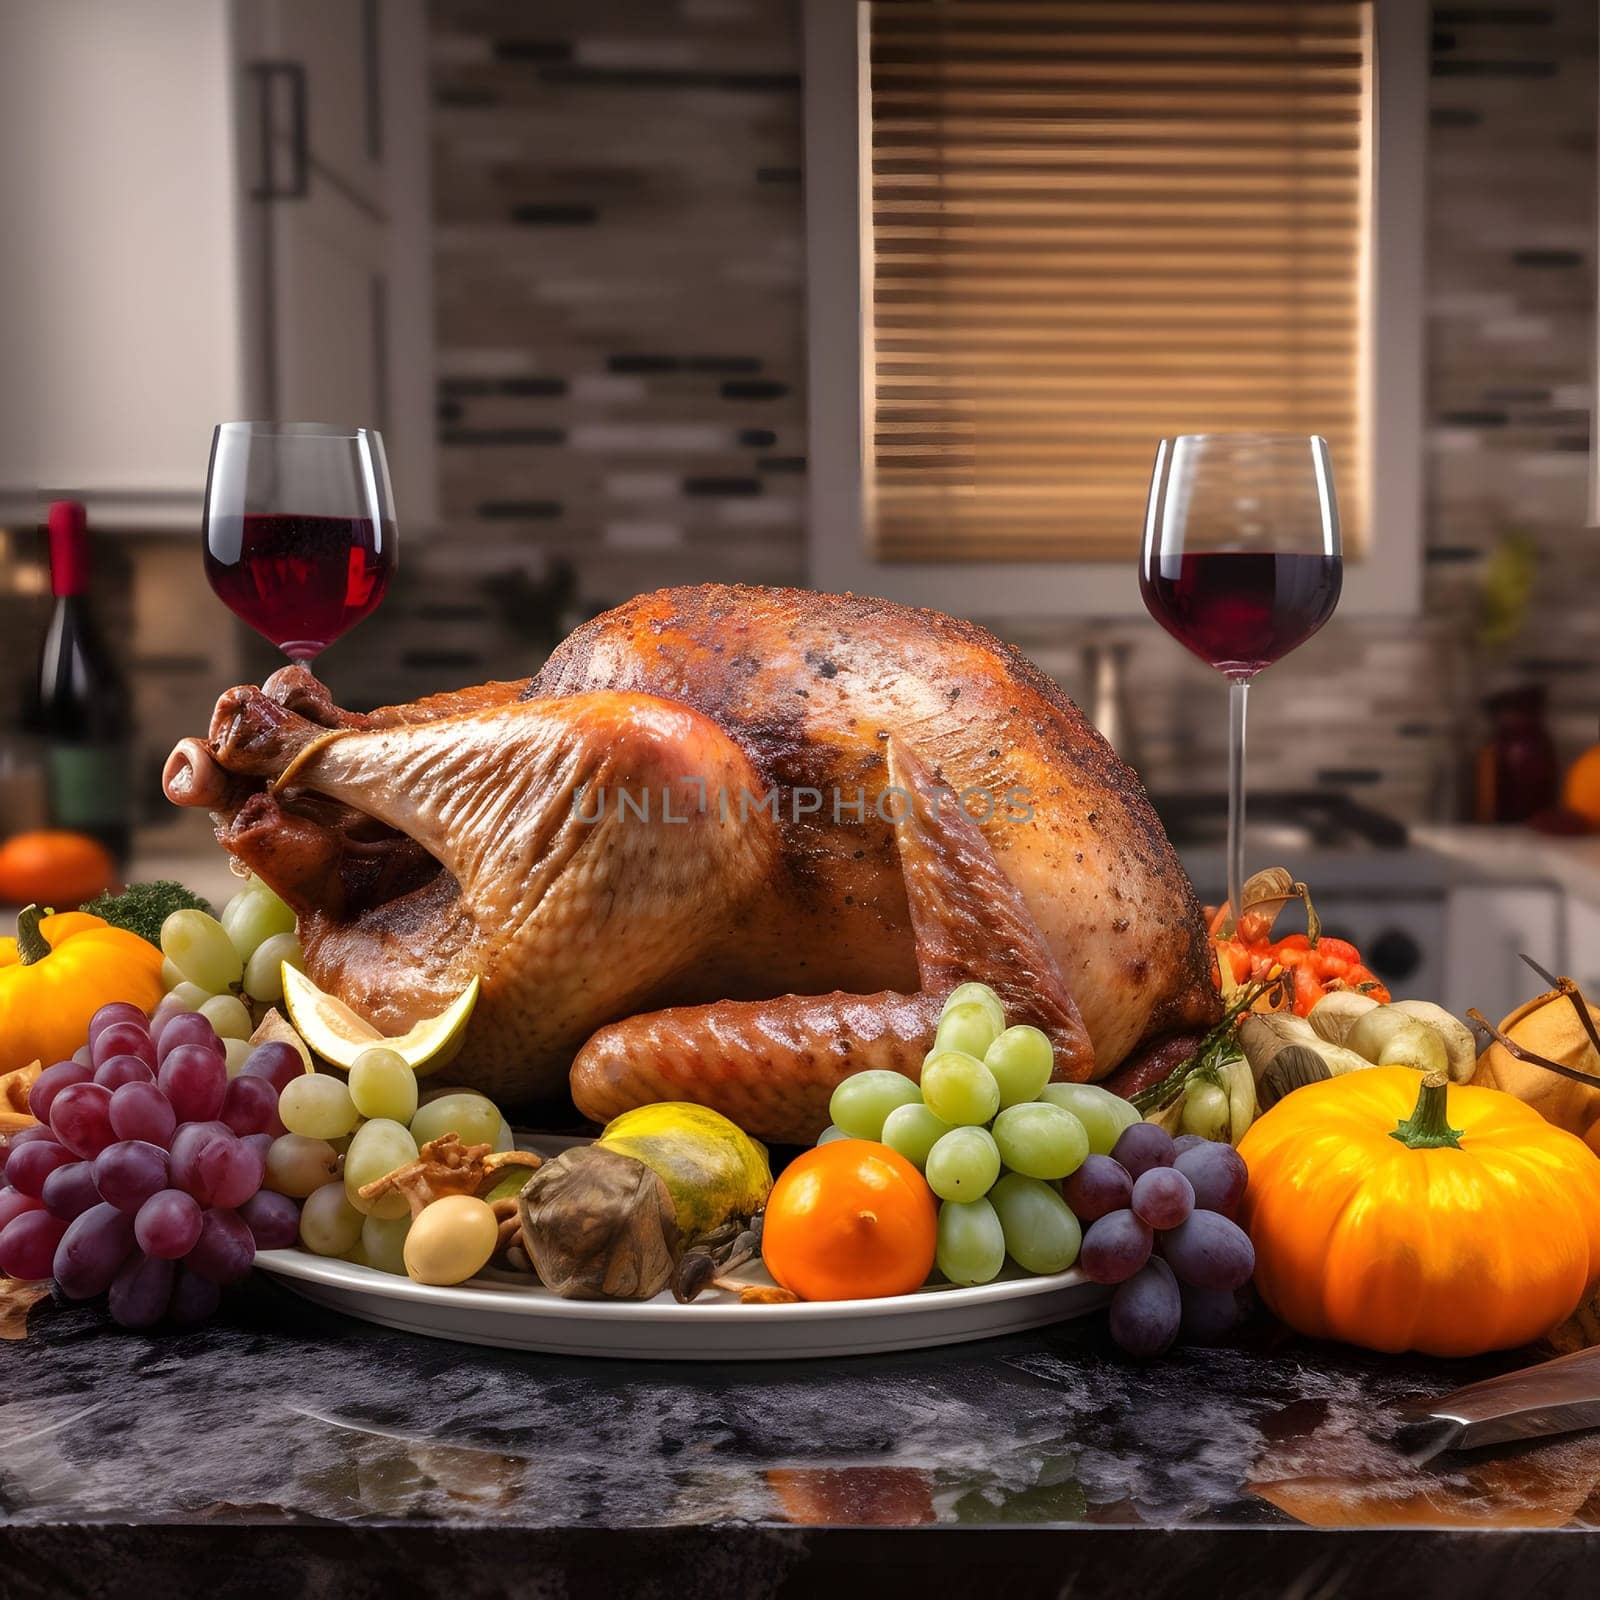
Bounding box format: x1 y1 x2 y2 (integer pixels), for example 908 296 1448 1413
204 513 392 660
1140 551 1341 678
33 501 131 859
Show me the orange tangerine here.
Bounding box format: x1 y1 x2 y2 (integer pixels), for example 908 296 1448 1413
761 1139 937 1301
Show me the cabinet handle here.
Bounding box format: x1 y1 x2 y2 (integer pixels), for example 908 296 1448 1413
248 61 309 201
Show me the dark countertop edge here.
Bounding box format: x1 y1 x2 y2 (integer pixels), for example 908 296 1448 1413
8 1515 1600 1535
4 1522 1599 1600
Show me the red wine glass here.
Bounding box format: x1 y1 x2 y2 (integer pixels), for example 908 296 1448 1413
203 422 396 667
1139 434 1342 933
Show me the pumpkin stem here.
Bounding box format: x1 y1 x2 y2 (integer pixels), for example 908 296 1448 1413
1390 1070 1463 1151
15 905 52 966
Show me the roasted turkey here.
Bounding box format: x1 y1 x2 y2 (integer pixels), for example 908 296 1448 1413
164 585 1218 1141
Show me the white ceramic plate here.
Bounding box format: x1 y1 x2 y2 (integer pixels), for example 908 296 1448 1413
253 1131 1110 1360
254 1247 1111 1360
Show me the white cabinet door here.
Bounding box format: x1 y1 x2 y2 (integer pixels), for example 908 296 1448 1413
1444 885 1564 1024
266 185 388 435
0 0 244 517
0 0 431 526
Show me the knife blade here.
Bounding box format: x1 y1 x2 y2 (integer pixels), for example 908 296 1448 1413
1395 1345 1600 1460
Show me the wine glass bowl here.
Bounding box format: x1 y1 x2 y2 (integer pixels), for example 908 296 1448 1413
1140 434 1341 678
1139 433 1343 930
203 422 396 666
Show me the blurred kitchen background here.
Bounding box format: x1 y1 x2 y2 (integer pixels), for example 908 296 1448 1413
0 0 1597 1019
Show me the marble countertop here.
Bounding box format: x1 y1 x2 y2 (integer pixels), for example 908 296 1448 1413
1413 823 1600 905
4 1276 1600 1595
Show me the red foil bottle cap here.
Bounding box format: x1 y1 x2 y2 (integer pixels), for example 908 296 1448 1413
47 500 90 596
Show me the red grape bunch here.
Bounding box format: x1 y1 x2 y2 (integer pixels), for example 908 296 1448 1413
0 1002 304 1328
1065 1122 1255 1357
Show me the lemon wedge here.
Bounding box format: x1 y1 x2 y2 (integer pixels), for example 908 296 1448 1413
281 965 480 1076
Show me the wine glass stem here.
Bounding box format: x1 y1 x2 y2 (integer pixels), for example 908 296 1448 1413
1226 676 1250 933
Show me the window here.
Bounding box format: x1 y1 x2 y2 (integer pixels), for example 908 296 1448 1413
805 0 1424 615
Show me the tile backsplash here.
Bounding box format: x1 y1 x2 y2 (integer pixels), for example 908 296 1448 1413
43 0 1595 834
414 0 1598 823
286 0 812 725
430 0 807 597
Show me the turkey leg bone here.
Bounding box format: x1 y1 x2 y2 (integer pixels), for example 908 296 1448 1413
569 740 1093 1143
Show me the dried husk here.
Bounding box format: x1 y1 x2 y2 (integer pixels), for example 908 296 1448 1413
248 1009 312 1070
1472 987 1600 1152
518 1145 680 1299
1235 867 1321 944
0 1061 41 1135
1241 866 1303 919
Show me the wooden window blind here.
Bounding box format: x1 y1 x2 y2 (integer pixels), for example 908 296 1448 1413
866 0 1374 564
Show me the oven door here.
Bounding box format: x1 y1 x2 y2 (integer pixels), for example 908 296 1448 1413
1308 893 1449 1004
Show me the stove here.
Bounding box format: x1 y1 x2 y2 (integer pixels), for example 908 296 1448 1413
1150 790 1408 855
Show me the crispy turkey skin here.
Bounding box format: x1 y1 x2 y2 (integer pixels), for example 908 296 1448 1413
165 585 1218 1139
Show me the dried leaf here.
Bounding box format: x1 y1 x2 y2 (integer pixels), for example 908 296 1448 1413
1544 1289 1600 1355
0 1061 41 1136
482 1150 543 1183
248 1009 312 1069
739 1285 798 1305
1239 868 1320 945
0 1277 52 1340
518 1145 679 1299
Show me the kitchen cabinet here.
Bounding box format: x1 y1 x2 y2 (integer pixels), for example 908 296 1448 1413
258 0 386 212
0 2 245 524
0 0 434 531
1442 883 1564 1024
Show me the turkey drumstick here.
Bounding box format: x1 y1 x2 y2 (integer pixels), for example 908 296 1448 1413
570 740 1093 1142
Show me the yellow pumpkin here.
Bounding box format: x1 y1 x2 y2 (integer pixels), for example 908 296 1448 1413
1238 1067 1600 1357
0 904 164 1074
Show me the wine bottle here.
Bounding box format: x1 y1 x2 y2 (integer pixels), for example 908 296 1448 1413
35 500 130 859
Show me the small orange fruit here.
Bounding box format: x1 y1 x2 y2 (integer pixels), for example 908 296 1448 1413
0 830 116 909
1563 743 1600 827
761 1139 937 1301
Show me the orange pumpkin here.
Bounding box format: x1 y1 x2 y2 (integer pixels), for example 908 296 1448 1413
0 905 163 1074
762 1140 937 1301
0 830 115 909
1239 1068 1600 1357
1563 742 1600 827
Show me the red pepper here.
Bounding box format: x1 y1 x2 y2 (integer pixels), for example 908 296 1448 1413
1206 877 1391 1015
1210 927 1390 1015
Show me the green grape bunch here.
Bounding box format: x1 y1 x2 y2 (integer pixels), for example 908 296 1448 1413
820 982 1141 1290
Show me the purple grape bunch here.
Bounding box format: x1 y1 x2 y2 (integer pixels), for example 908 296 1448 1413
0 1002 305 1329
1063 1122 1254 1358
